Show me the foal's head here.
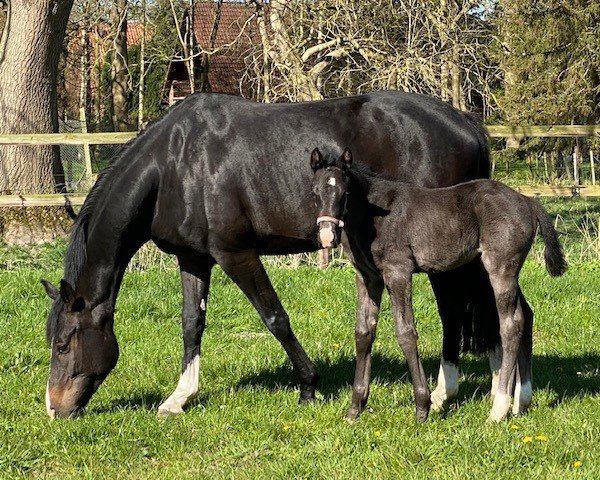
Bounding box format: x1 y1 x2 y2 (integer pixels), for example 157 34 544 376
310 147 352 248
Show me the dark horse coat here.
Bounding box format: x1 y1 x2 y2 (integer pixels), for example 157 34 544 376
43 91 495 418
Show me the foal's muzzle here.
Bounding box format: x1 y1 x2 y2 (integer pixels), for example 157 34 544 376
317 216 344 248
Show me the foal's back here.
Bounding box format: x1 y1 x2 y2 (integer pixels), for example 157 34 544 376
398 180 537 273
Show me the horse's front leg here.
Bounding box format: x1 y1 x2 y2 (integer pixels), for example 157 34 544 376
346 271 384 420
216 250 319 403
385 267 431 422
158 255 214 417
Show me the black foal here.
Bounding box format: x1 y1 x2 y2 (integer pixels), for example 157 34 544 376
310 147 566 422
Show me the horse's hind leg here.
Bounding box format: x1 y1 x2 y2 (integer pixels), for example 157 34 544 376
216 251 318 403
513 288 533 415
158 255 214 417
346 272 384 420
429 272 462 411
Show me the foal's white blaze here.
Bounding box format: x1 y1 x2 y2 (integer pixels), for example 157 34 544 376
327 177 336 187
430 358 459 411
158 354 200 417
488 344 502 398
319 224 335 248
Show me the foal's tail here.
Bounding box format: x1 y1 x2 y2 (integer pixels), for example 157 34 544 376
532 200 567 276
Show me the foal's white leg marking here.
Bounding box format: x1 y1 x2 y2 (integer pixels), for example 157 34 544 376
512 367 533 416
488 392 512 422
430 358 459 411
488 344 502 398
327 177 336 187
158 354 200 417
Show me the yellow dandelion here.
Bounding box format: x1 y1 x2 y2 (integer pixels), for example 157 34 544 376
523 436 533 443
535 435 548 442
573 461 583 468
283 424 290 431
483 450 490 456
374 430 382 437
333 343 341 349
510 424 520 430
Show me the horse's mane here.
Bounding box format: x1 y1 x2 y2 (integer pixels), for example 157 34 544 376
45 120 163 344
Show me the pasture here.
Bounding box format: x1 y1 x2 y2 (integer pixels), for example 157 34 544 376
0 198 599 479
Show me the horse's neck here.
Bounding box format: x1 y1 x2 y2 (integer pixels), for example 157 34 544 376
75 162 157 307
349 169 410 210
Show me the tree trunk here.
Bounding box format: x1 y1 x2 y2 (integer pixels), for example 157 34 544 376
111 0 129 132
0 0 73 194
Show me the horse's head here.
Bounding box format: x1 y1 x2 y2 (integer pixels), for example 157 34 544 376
41 280 119 418
309 147 352 248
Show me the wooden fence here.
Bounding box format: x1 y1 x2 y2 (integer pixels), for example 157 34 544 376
0 127 599 209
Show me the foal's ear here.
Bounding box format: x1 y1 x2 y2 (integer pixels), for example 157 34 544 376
310 148 325 172
41 280 59 300
340 147 352 170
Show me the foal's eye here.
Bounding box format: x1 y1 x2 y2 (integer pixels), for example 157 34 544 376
56 343 70 355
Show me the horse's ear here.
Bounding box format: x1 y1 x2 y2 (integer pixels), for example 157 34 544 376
310 148 324 172
41 280 59 300
59 280 76 305
340 147 352 170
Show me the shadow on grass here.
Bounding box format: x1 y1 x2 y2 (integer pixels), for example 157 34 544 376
91 352 599 414
235 352 600 407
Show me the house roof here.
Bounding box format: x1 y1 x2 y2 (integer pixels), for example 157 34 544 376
192 1 259 95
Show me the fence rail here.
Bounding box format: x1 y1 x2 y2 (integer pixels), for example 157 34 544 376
1 127 600 208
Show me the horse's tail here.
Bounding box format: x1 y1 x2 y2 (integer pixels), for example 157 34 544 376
463 112 491 179
532 200 567 276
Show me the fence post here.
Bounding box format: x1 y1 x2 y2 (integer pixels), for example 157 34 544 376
573 145 580 185
543 152 549 182
591 150 596 186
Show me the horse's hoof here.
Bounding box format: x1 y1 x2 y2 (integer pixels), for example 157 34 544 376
345 407 361 422
298 385 316 404
157 405 183 418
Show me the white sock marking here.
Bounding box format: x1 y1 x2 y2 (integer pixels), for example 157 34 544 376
488 344 502 398
430 358 459 410
158 354 200 415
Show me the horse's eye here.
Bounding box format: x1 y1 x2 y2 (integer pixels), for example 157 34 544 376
56 343 70 355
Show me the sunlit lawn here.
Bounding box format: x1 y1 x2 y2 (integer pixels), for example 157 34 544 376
0 255 598 478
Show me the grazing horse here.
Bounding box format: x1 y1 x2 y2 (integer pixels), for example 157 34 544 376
41 91 495 419
309 147 566 422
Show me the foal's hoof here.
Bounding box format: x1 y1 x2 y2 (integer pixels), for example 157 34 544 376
430 389 448 412
487 393 511 423
415 406 430 423
345 406 361 422
157 405 184 418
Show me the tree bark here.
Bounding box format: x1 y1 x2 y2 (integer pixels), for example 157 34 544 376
0 0 73 194
110 0 129 132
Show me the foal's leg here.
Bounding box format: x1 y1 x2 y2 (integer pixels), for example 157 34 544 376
217 251 318 402
159 256 214 417
513 289 533 415
429 272 462 411
386 269 431 422
483 258 524 422
346 272 384 420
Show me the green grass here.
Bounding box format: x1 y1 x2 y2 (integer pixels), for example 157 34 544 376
1 259 599 478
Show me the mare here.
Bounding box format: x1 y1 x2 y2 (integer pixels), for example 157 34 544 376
42 91 496 418
309 147 566 422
